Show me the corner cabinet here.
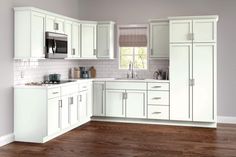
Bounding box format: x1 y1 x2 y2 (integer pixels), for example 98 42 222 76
81 23 97 59
97 22 115 59
14 9 46 59
169 16 218 123
149 20 169 59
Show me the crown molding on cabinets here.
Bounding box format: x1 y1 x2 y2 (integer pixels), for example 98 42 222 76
168 15 219 21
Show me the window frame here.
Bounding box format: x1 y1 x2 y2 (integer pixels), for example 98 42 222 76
117 24 149 70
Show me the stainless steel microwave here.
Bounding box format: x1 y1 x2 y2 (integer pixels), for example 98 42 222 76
45 32 68 59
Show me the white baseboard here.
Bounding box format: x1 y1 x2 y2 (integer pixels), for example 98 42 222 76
218 116 236 124
0 133 14 147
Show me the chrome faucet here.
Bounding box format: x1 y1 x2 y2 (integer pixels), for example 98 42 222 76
127 61 136 79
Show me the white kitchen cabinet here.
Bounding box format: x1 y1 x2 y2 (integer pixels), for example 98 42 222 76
69 94 79 125
81 23 97 59
126 90 146 119
14 9 46 59
71 23 81 58
97 22 114 59
61 95 70 129
46 15 64 33
192 43 216 122
106 90 125 117
64 21 73 58
93 82 105 116
149 21 169 58
87 83 93 118
170 44 192 121
47 97 61 136
78 90 88 123
169 15 218 123
170 20 192 43
193 19 216 43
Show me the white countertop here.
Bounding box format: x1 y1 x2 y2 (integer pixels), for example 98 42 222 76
14 78 169 89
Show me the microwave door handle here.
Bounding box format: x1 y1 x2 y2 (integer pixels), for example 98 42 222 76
52 39 57 53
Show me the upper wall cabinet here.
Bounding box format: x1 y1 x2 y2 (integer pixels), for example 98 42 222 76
97 22 115 59
149 20 169 59
46 15 65 34
169 17 217 43
14 8 46 59
81 23 97 59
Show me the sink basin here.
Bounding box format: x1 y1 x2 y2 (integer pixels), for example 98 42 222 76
115 78 145 80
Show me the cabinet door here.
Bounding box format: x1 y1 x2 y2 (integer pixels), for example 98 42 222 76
31 12 45 58
48 98 60 136
126 90 146 118
71 23 80 57
45 15 55 32
64 21 72 58
97 24 110 58
55 18 65 34
78 91 88 123
193 19 216 43
106 90 125 117
81 24 97 58
68 94 79 125
87 83 93 118
170 44 192 121
150 22 169 58
193 43 215 122
61 96 70 129
170 20 192 43
93 82 105 116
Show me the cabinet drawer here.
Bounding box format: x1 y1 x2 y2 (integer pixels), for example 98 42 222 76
148 83 169 91
79 83 89 91
48 87 61 99
106 82 146 90
148 106 169 120
148 91 169 105
61 84 78 96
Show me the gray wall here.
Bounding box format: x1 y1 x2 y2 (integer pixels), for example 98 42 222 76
0 0 80 137
78 0 236 117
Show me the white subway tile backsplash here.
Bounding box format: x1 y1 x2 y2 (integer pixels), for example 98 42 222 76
14 59 169 85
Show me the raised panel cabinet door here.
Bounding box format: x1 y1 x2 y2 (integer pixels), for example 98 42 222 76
106 90 125 117
64 21 72 58
193 43 215 122
170 20 192 43
126 91 146 118
31 12 45 58
69 94 78 125
71 23 80 57
81 24 97 58
78 91 88 123
193 19 216 43
93 82 105 116
150 22 169 58
97 24 109 58
45 15 55 32
47 98 60 136
170 44 192 121
61 96 70 129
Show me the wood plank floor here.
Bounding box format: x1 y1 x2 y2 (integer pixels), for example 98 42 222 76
1 121 236 157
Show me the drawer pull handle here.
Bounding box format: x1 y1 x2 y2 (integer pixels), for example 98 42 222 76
152 112 162 114
52 92 59 94
152 86 162 88
152 97 161 100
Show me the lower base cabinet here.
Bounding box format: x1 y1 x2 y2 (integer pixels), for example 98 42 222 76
126 91 146 119
47 97 61 136
106 89 125 117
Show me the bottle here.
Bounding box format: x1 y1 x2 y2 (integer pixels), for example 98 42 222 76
90 66 96 78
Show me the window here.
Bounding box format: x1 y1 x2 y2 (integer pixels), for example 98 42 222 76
118 26 148 70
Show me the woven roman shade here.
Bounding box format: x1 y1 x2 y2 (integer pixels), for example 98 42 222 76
119 26 147 47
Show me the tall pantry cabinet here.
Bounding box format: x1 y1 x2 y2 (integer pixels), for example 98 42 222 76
169 16 218 122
